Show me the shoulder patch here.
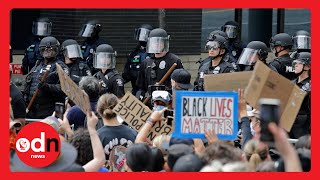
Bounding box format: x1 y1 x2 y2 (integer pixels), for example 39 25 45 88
116 79 123 86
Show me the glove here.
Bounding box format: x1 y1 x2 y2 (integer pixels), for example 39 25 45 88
37 82 47 89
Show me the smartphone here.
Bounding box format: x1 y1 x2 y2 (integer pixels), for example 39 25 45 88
148 84 166 94
259 98 280 143
55 102 65 119
164 109 174 126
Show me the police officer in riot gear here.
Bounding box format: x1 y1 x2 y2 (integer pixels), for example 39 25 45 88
24 36 69 119
21 17 52 75
136 28 184 99
269 33 296 80
79 20 107 73
61 39 92 84
93 44 125 98
289 52 311 139
290 30 311 59
199 33 238 71
221 21 246 60
194 34 236 91
122 24 153 95
237 41 277 72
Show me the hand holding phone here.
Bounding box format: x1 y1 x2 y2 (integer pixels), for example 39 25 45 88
55 102 65 119
259 98 280 143
164 109 174 126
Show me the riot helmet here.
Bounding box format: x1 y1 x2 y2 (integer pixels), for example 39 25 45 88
269 33 293 50
207 30 228 41
39 36 60 59
146 28 170 54
237 41 268 66
61 39 83 59
222 21 239 39
293 52 311 67
205 34 228 51
93 44 116 69
293 30 311 50
134 24 153 42
32 17 52 37
79 20 102 38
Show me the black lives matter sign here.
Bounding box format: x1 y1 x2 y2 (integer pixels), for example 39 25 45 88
172 91 238 140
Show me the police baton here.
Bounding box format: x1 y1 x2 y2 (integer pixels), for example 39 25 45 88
143 63 177 104
26 65 51 114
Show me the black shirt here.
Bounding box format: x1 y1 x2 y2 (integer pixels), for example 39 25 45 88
98 125 137 161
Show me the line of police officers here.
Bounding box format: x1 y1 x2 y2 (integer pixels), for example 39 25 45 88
16 18 310 139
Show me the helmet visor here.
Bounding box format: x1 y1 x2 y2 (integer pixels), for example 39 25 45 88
32 22 52 36
205 41 220 51
93 52 116 69
147 37 169 53
224 25 237 38
293 35 311 50
79 24 95 37
134 28 151 42
237 48 259 65
63 44 83 59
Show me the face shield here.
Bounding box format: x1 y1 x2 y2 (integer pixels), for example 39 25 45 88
79 24 95 37
32 21 52 36
134 28 151 42
293 35 311 50
63 44 83 59
237 48 260 65
146 37 169 53
93 52 116 69
224 25 237 38
205 41 220 51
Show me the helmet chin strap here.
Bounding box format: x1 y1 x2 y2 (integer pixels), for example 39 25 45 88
275 47 286 57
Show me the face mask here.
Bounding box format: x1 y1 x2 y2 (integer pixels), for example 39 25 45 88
153 105 165 112
250 122 255 136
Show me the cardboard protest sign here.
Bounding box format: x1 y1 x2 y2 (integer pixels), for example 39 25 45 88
204 71 252 91
171 91 238 140
245 61 307 131
56 63 91 114
113 92 173 142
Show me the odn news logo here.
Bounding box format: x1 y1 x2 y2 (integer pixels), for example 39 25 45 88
15 122 61 168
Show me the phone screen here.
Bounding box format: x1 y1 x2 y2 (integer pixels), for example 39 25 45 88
259 98 280 143
164 109 174 126
55 102 65 119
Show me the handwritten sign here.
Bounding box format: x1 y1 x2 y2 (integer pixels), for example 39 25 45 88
204 71 252 91
56 63 91 114
245 61 307 131
172 91 238 140
113 92 173 143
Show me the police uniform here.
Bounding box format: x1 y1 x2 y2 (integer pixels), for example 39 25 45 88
123 46 151 95
67 60 92 84
24 59 69 119
269 54 296 80
227 39 246 60
21 38 43 75
94 69 125 98
136 52 184 94
289 77 311 139
81 37 106 73
199 53 239 71
194 59 236 91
